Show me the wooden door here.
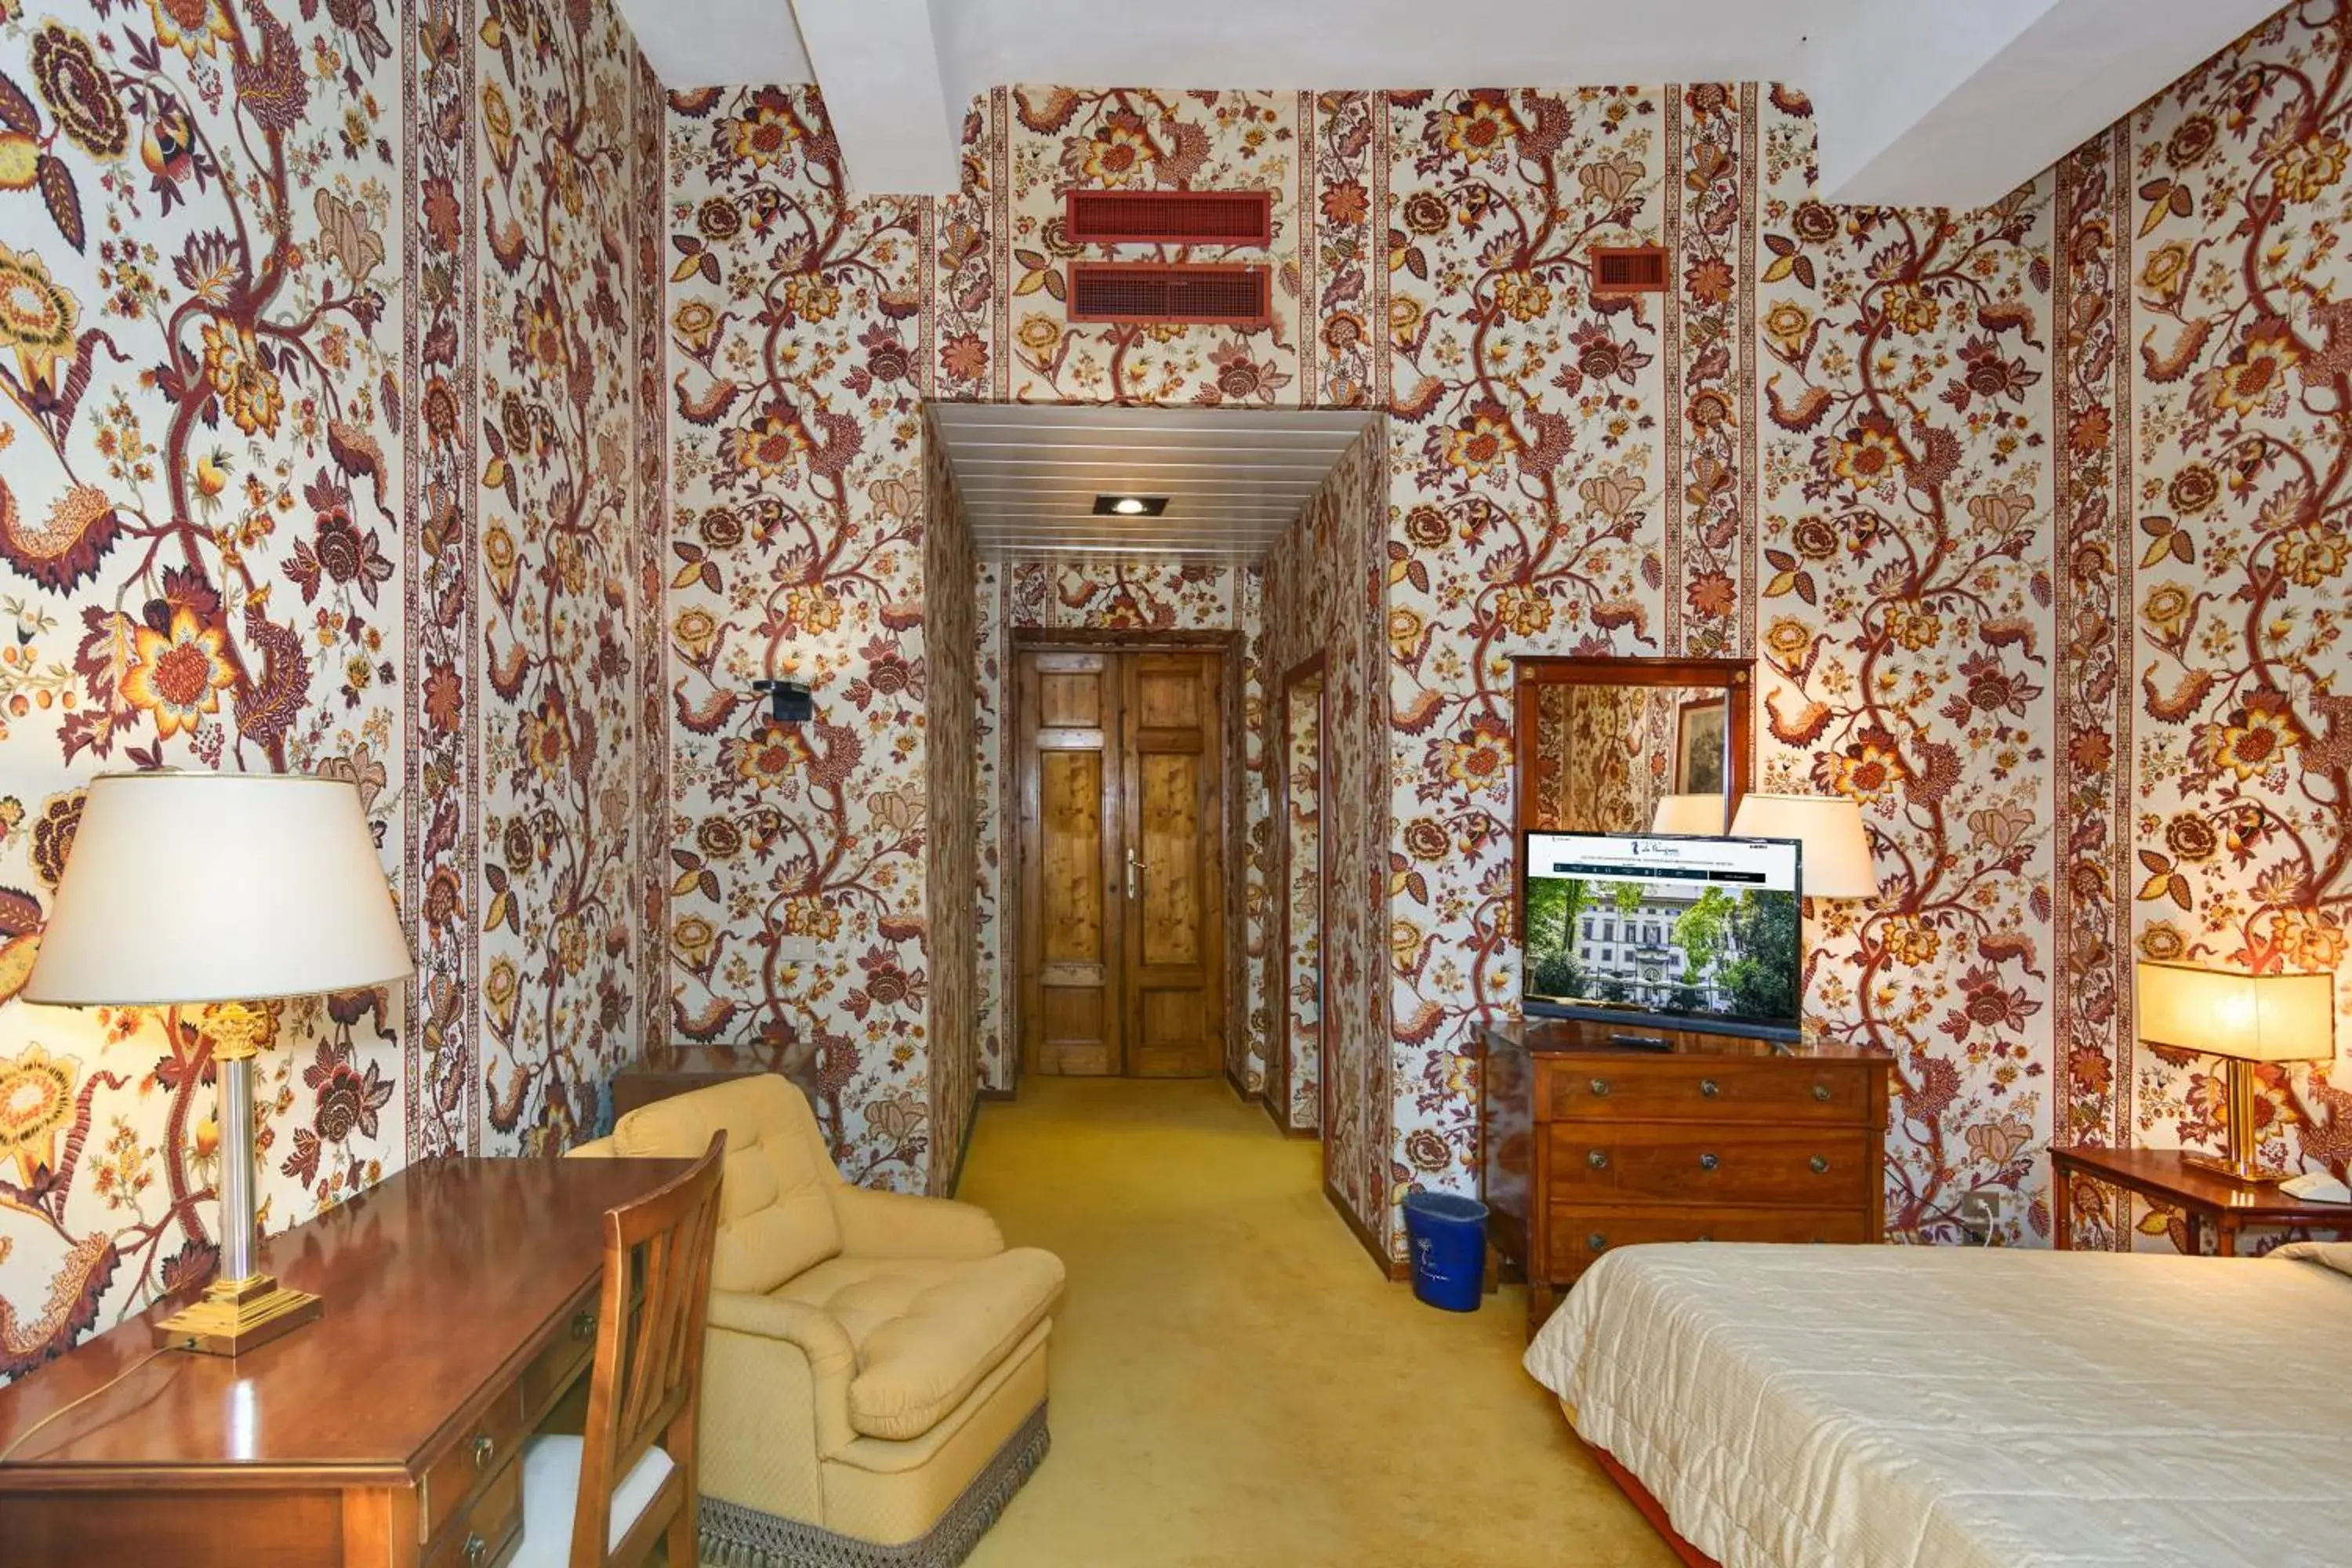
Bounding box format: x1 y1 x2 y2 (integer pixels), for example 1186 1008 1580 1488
1018 652 1123 1076
1017 647 1226 1077
1123 654 1225 1077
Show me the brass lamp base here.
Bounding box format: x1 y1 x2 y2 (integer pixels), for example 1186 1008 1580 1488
2183 1055 2285 1186
2182 1152 2287 1186
155 1272 322 1356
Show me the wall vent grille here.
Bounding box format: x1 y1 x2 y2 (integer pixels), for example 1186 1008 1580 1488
1065 189 1272 246
1066 263 1273 328
1590 245 1670 295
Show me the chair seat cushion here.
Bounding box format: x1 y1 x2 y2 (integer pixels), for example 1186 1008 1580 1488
510 1434 674 1566
779 1249 1065 1441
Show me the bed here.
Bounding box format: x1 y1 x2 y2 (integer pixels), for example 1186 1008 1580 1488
1523 1240 2352 1568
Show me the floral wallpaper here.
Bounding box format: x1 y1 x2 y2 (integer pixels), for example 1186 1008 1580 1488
2079 0 2352 1245
1279 662 1323 1131
0 0 665 1378
474 0 652 1154
1004 557 1238 630
972 564 1009 1091
1259 427 1389 1240
662 84 940 1189
923 415 977 1186
1751 97 2058 1246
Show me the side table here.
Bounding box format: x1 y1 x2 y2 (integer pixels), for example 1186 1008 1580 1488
2050 1145 2352 1255
612 1042 800 1119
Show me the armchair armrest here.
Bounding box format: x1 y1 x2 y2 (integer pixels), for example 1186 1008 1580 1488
827 1185 1005 1260
706 1289 858 1457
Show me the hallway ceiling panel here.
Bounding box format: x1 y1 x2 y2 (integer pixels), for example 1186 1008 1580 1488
931 405 1375 563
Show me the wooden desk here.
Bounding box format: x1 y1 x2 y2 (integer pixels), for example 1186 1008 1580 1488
0 1156 688 1568
2050 1145 2352 1255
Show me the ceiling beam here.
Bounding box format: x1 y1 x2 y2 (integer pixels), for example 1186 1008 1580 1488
786 0 962 197
1809 0 2278 209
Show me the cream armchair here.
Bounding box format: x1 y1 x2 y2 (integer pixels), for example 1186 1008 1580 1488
568 1075 1062 1567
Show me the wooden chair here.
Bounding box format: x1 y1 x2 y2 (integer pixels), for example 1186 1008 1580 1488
514 1131 727 1568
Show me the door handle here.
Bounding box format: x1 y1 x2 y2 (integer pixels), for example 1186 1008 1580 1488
1125 848 1140 900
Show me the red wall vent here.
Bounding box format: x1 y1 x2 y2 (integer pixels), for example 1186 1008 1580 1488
1066 263 1273 328
1065 189 1272 247
1590 245 1670 295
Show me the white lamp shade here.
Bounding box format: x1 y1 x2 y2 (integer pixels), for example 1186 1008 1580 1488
23 772 414 1007
1650 793 1727 834
1729 793 1880 900
2136 962 2334 1064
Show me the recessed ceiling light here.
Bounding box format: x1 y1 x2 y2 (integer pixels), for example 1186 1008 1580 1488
1093 494 1169 517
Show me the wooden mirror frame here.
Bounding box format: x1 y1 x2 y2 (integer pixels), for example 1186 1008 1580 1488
1512 655 1755 835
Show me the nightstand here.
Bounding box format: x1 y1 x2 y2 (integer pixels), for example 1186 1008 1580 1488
2050 1145 2352 1255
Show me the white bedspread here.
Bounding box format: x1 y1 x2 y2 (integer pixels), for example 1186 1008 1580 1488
1524 1243 2352 1568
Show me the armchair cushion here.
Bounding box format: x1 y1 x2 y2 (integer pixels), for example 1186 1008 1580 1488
611 1076 842 1294
779 1250 1065 1442
828 1185 1004 1260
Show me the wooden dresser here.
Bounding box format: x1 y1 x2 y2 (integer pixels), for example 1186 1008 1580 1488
0 1156 688 1568
1476 1017 1892 1333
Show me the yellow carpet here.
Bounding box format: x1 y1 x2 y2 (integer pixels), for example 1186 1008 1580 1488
956 1076 1676 1568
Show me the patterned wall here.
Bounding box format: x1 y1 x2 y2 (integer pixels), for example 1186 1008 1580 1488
1259 430 1390 1232
923 418 977 1185
2057 3 2352 1247
0 0 664 1377
660 85 941 1189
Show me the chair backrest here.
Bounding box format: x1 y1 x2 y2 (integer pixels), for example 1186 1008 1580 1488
570 1130 726 1568
607 1075 845 1294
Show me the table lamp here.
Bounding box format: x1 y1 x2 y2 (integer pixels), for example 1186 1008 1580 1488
1729 793 1879 900
21 771 413 1354
1649 793 1728 835
2136 960 2333 1182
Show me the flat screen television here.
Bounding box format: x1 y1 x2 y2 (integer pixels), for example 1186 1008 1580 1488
1521 830 1803 1041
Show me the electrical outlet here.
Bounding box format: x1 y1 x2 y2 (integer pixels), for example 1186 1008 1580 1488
1955 1190 2007 1243
776 936 820 963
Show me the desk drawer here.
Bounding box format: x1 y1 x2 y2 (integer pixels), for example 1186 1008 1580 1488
1550 1124 1871 1207
1548 1058 1871 1125
521 1285 601 1420
426 1446 523 1568
1550 1207 1873 1276
420 1383 524 1548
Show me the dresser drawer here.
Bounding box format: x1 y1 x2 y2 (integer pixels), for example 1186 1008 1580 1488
420 1382 525 1548
1548 1057 1871 1125
1550 1124 1871 1207
426 1443 523 1568
1549 1207 1873 1276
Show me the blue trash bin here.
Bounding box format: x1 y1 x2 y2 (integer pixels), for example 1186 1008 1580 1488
1403 1191 1488 1312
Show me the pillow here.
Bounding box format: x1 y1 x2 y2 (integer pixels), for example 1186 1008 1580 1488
2273 1240 2352 1279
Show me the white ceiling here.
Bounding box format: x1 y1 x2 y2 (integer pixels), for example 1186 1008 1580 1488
618 0 2282 208
931 405 1376 562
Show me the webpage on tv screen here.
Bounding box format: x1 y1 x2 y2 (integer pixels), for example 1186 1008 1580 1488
1524 833 1798 891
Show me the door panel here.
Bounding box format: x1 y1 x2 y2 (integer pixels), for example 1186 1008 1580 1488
1020 653 1122 1076
1017 646 1227 1078
1123 654 1225 1078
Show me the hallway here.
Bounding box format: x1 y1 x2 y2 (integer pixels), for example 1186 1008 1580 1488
958 1077 1671 1567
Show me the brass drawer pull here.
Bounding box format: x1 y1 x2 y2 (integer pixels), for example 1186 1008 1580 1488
1587 1149 1610 1171
1810 1155 1831 1174
1812 1084 1833 1103
1588 1078 1611 1097
1587 1232 1607 1253
464 1533 488 1568
571 1308 597 1341
1699 1152 1720 1171
1699 1078 1719 1097
471 1433 495 1471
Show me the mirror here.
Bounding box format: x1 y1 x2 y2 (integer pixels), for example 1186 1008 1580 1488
1514 657 1753 836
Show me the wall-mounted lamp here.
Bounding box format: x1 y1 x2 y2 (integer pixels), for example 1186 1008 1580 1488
751 679 812 724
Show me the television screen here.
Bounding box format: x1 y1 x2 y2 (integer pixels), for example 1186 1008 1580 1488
1522 831 1803 1038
